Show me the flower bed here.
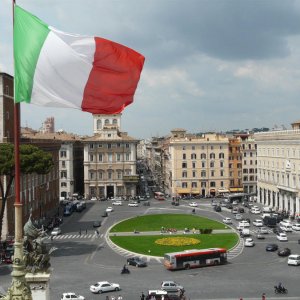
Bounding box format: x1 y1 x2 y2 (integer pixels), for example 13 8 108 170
155 237 200 246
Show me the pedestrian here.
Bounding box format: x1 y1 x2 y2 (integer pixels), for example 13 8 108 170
106 296 109 300
117 295 122 300
111 296 115 300
96 229 99 237
140 292 145 300
79 228 81 235
85 229 87 234
262 293 266 300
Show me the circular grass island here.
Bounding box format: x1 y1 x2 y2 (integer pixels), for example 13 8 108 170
109 214 239 257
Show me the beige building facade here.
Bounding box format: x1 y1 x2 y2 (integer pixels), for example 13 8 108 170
255 122 300 216
169 129 230 197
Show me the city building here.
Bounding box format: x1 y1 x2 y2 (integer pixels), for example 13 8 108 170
83 114 139 199
168 129 230 197
255 121 300 215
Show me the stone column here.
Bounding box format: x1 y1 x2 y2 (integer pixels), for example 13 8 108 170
279 193 283 211
25 273 51 300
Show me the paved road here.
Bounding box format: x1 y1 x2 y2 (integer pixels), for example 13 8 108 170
1 198 300 300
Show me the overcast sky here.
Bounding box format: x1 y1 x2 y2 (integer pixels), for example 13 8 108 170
1 0 300 139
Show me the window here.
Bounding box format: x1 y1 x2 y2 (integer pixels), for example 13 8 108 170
97 119 102 129
192 162 196 168
61 182 67 187
211 170 215 177
201 153 206 159
105 119 109 124
201 171 206 177
182 171 187 178
182 146 186 150
117 171 122 179
192 171 196 177
191 153 196 159
89 171 95 180
108 143 112 149
60 171 67 178
201 182 206 187
108 153 113 162
60 150 67 158
220 161 224 168
126 153 130 161
89 144 94 149
126 143 130 148
219 153 224 159
108 171 113 180
98 154 103 162
220 170 224 176
113 118 118 124
210 153 215 159
183 153 186 159
98 171 103 179
182 162 187 168
210 146 214 150
210 161 214 168
182 182 187 188
89 154 94 162
220 181 224 187
117 154 121 161
202 161 205 168
61 161 66 168
210 181 216 187
192 182 197 188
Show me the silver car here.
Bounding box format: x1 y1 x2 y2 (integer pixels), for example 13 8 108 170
161 281 184 292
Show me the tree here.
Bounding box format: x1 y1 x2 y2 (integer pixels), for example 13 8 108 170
0 143 54 240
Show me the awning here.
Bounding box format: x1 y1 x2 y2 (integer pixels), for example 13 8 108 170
191 190 200 194
229 187 244 192
176 188 190 194
218 189 229 193
210 189 216 192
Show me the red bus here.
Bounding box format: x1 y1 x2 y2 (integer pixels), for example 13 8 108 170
154 192 165 200
163 248 227 270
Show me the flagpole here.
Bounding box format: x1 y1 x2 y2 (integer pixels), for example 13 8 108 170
3 1 32 299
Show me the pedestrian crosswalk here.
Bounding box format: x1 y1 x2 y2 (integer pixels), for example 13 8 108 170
48 233 101 240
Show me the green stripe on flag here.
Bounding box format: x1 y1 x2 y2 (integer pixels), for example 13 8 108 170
14 5 50 103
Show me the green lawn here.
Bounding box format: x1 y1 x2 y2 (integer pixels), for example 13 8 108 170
110 233 238 257
110 214 227 232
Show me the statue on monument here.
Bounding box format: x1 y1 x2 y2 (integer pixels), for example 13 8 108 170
23 215 51 273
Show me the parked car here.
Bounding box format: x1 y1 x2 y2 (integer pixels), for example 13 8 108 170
223 217 232 224
51 227 62 236
238 220 250 227
226 203 233 209
61 292 85 300
278 248 291 257
102 211 108 217
231 208 238 214
256 233 265 240
238 207 245 213
189 202 198 207
106 207 114 213
214 206 221 212
245 238 255 247
128 201 139 207
287 254 300 266
277 232 288 242
161 281 184 293
253 219 263 227
266 243 278 252
89 281 120 294
127 257 147 267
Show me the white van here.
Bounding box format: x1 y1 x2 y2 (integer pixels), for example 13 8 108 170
263 206 272 213
288 254 300 266
280 224 293 232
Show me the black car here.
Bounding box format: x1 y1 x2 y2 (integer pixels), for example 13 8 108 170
277 248 291 257
226 203 233 209
214 206 221 212
101 211 108 217
238 207 245 213
93 221 101 228
127 257 147 267
266 243 278 252
273 227 283 235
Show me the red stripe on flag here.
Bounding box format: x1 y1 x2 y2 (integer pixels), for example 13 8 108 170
81 37 145 114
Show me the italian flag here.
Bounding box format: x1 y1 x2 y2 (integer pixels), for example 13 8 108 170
14 5 145 114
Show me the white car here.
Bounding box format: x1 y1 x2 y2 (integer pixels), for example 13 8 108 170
253 219 263 227
128 201 139 207
258 226 269 234
235 214 242 220
244 238 255 247
112 201 123 206
238 221 250 228
61 292 85 300
91 196 97 201
292 224 300 231
277 232 288 242
90 281 120 294
106 207 114 213
287 254 300 266
223 217 232 224
189 202 198 207
51 227 61 236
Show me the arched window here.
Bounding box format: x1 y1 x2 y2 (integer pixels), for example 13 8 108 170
210 153 215 159
219 153 224 159
201 153 206 159
113 119 118 124
105 119 110 125
97 119 102 129
210 161 214 168
191 153 197 159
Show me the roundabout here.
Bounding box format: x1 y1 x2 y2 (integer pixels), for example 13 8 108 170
108 213 239 257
